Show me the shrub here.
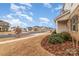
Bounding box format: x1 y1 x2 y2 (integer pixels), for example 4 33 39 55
48 32 72 44
48 33 64 44
52 30 56 34
60 32 72 41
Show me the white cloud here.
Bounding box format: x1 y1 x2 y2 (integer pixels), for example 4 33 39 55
19 3 32 9
19 3 32 7
1 13 28 27
6 14 13 19
10 3 33 22
39 17 50 23
16 11 23 15
0 3 34 27
19 14 33 22
11 3 26 12
43 3 52 8
11 4 20 11
29 12 33 16
55 5 63 10
26 15 33 22
4 18 27 27
20 5 26 10
51 5 63 13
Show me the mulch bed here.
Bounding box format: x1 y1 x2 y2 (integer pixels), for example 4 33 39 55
41 36 79 56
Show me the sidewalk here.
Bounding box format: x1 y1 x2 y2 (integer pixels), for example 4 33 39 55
0 32 50 44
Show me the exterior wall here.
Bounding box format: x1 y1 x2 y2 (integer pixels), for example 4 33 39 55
0 21 9 32
70 4 78 14
63 3 72 11
63 3 78 13
56 21 68 33
64 6 79 40
56 3 79 40
65 5 79 41
68 6 79 40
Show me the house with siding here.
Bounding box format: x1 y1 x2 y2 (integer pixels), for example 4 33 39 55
56 3 79 47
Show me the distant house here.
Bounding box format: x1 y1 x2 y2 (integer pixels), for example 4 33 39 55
0 20 10 32
26 26 53 32
32 26 41 31
32 26 52 32
27 27 33 31
21 28 27 32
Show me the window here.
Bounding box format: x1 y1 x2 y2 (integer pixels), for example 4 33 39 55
71 15 78 31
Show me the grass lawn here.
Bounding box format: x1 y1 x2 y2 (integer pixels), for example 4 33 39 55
0 31 15 35
0 37 15 42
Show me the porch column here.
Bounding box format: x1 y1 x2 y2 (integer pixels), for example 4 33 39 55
56 21 59 33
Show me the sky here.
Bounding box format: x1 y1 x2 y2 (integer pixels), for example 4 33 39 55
0 3 63 28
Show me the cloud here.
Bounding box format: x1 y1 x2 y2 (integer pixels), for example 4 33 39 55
19 3 32 7
19 3 32 9
10 3 33 23
39 17 50 23
19 14 33 22
11 3 26 12
55 5 63 10
10 3 33 22
29 12 33 16
3 18 27 27
11 4 19 11
51 4 63 14
20 5 26 10
6 14 13 19
0 13 28 27
43 3 52 8
26 15 33 22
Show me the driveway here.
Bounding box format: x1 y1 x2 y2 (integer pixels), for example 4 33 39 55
0 32 53 56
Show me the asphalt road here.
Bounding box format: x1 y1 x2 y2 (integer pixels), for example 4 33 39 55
0 31 46 38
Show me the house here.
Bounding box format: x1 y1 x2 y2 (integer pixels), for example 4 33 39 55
32 26 41 32
26 26 53 32
9 27 16 31
0 20 10 32
56 3 79 46
21 28 27 32
27 27 33 31
32 26 53 32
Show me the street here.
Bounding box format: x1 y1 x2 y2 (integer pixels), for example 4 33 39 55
0 31 46 38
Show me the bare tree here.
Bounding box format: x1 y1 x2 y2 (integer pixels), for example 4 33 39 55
15 26 22 38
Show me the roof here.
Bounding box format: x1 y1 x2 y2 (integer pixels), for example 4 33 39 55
0 20 9 24
56 10 70 21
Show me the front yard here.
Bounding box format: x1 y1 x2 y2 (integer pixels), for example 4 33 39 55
41 36 74 56
41 31 79 56
0 37 15 42
0 31 15 35
0 33 52 56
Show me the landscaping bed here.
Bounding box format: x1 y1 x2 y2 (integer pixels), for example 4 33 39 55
41 32 79 56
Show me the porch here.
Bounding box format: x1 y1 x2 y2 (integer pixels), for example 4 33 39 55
56 20 69 33
56 11 70 33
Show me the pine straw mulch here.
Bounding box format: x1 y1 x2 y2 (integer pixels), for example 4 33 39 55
41 35 79 56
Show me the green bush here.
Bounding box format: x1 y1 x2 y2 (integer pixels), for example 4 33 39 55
48 33 64 44
48 32 72 44
52 30 56 34
60 32 72 41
